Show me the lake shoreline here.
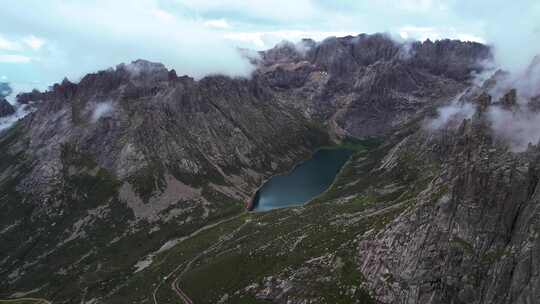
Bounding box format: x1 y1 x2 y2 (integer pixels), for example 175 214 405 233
249 148 354 212
246 138 378 211
245 149 313 211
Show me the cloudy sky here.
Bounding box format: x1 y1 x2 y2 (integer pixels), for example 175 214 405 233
0 0 539 96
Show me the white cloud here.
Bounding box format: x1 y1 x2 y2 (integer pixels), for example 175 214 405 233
0 54 32 63
204 19 231 30
23 35 45 50
151 8 176 23
446 1 540 73
398 26 485 43
0 35 45 51
0 0 538 90
0 102 35 131
0 36 21 51
488 106 540 152
224 30 358 49
91 101 114 122
427 92 476 130
0 0 255 82
395 0 436 12
180 0 320 23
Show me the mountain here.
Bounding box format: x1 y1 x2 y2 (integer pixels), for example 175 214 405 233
0 34 496 303
256 34 488 138
1 60 327 303
0 82 15 117
0 98 15 118
360 83 540 304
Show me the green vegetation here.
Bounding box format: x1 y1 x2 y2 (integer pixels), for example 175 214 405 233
320 137 382 152
481 248 509 265
2 117 442 304
128 161 167 203
104 135 444 304
450 237 474 255
151 135 438 303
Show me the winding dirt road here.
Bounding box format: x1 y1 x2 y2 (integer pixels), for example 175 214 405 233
152 213 245 304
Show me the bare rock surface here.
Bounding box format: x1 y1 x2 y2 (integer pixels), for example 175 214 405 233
0 98 15 118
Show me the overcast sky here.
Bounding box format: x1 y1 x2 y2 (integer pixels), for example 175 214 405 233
1 0 539 95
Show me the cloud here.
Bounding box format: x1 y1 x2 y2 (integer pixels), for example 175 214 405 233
204 19 232 30
427 92 476 130
446 1 540 73
151 8 176 23
224 30 358 49
398 26 485 43
487 106 540 152
0 102 35 132
91 101 114 122
0 0 255 87
0 35 21 51
0 0 539 94
23 36 45 50
0 34 45 53
0 54 32 63
179 0 320 24
394 0 440 13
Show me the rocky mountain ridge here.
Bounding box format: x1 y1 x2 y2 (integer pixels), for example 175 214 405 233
0 98 15 118
0 33 495 303
359 71 540 303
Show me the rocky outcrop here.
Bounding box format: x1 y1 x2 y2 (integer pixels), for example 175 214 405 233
257 33 490 138
0 98 15 117
0 58 330 301
359 86 540 303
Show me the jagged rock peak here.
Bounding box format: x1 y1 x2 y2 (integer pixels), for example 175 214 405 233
500 88 518 109
116 59 169 79
0 98 15 118
15 59 180 105
476 91 492 112
261 33 491 81
16 89 43 104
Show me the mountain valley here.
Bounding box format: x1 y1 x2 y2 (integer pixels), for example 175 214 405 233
2 33 539 304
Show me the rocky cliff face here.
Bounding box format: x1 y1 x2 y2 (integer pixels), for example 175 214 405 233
256 34 489 138
0 59 329 301
0 34 493 303
0 98 15 117
359 81 540 303
0 82 15 118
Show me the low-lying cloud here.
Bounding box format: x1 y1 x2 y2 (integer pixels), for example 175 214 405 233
486 59 540 101
0 103 34 132
428 101 476 130
429 57 540 152
91 101 114 123
488 106 540 152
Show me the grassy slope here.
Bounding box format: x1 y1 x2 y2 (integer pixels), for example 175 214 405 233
2 123 436 304
1 118 328 303
109 132 439 303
